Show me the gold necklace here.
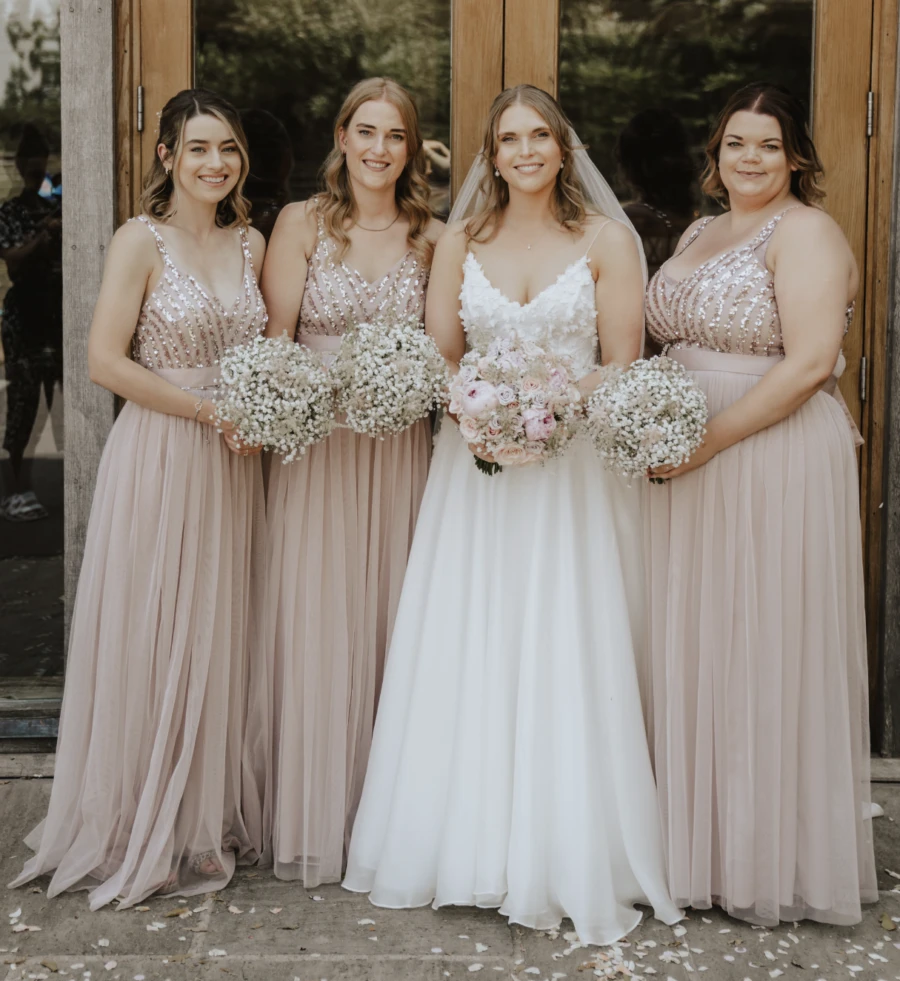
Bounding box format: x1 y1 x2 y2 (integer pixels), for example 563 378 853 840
354 211 401 233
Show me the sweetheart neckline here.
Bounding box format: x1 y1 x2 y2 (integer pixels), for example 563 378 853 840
465 252 591 309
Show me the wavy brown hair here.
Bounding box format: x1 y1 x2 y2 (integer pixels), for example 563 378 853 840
140 88 251 227
316 78 434 265
702 82 824 207
466 85 591 245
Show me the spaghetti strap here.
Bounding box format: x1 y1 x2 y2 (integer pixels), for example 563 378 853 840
583 217 614 255
238 225 256 275
132 215 174 266
673 216 715 258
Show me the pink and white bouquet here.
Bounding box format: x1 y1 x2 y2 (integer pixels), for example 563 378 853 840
583 355 708 481
448 332 583 476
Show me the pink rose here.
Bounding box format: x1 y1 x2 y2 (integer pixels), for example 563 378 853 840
459 381 499 419
548 368 569 392
523 408 556 442
496 384 516 405
458 416 481 442
495 444 528 466
521 376 541 393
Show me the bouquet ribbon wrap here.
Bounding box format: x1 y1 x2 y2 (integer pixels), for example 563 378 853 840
668 346 862 447
298 332 341 367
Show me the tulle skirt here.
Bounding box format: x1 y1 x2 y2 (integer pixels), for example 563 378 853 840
260 419 431 885
9 368 267 909
643 348 877 925
343 420 682 946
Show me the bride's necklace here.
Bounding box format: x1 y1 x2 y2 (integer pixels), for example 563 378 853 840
354 211 400 233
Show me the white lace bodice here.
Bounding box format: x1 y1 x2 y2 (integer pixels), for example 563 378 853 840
459 252 599 375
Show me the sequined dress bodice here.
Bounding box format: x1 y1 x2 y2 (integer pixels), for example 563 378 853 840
645 210 852 355
296 213 427 337
131 216 267 369
460 252 599 375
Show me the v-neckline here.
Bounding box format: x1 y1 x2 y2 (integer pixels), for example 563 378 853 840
146 219 248 312
467 252 590 308
340 250 411 288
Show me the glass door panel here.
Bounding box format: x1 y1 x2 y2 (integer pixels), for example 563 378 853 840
194 0 452 226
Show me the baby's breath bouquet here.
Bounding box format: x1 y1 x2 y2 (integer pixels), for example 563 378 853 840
332 314 449 438
449 331 583 476
583 355 708 481
217 333 335 464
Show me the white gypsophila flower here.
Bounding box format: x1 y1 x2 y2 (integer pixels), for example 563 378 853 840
332 314 450 438
217 333 335 464
448 328 583 476
583 356 708 478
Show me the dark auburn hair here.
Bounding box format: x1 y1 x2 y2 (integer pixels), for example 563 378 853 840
702 82 824 207
141 88 251 227
466 84 591 245
316 77 434 265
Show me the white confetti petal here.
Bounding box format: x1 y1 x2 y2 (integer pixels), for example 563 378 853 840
311 895 324 902
98 939 109 947
357 918 375 925
431 947 443 953
104 962 116 971
468 966 483 973
208 949 227 957
476 943 489 953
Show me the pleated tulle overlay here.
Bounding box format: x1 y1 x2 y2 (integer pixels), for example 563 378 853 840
643 209 877 925
343 250 683 945
258 211 431 885
9 216 268 909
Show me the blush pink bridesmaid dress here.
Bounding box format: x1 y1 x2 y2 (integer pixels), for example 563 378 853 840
643 208 877 925
9 216 269 909
258 210 431 885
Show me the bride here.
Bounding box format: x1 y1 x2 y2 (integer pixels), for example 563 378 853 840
343 84 681 945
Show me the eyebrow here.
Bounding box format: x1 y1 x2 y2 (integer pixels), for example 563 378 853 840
724 133 782 142
184 138 237 146
498 126 551 137
355 122 406 133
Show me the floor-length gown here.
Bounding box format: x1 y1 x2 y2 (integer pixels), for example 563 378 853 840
9 216 268 909
262 213 431 884
643 209 878 925
343 249 682 945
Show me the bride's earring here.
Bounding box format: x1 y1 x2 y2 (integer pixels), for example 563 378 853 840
494 167 499 177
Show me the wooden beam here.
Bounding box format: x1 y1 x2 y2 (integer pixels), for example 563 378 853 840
813 0 874 430
60 2 118 629
503 0 560 97
450 0 504 201
880 24 900 756
862 0 899 753
115 0 141 221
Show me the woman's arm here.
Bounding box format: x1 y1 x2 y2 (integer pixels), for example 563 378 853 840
577 219 645 397
424 221 467 368
87 221 220 427
656 208 856 479
261 199 317 339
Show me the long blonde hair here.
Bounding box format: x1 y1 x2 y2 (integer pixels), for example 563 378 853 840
466 85 590 245
316 78 434 265
140 88 251 228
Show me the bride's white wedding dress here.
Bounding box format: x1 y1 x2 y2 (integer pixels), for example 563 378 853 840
343 245 681 945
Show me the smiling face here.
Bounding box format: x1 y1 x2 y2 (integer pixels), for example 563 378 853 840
160 112 243 206
717 110 795 205
493 102 564 197
339 99 409 194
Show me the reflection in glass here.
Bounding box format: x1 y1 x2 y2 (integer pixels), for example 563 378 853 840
195 0 452 232
559 0 814 276
0 0 64 686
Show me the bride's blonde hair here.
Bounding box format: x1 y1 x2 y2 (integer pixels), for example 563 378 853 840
466 85 590 245
316 78 434 265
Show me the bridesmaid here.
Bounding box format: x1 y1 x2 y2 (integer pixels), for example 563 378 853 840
9 89 268 908
643 82 877 924
257 77 443 884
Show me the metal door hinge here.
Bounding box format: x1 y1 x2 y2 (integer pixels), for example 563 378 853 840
867 91 874 138
860 355 868 403
137 85 145 133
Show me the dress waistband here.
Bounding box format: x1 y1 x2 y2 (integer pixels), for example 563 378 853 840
151 365 222 394
667 347 862 446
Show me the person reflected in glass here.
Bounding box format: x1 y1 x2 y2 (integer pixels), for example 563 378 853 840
615 108 697 280
0 123 63 522
423 137 451 217
9 89 270 908
643 82 876 924
254 77 443 887
239 107 294 241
